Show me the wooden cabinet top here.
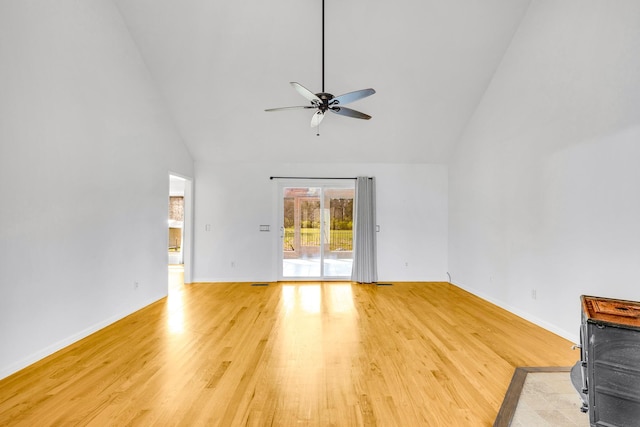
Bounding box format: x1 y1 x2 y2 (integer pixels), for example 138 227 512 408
582 295 640 330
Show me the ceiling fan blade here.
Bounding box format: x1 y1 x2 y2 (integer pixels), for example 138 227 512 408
332 88 376 106
330 106 372 120
291 82 321 103
310 111 325 127
265 106 316 112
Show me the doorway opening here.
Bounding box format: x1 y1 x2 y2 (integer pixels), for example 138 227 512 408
168 174 193 288
278 181 354 280
168 176 185 265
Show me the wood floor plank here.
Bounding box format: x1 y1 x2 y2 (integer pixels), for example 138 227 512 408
0 277 578 426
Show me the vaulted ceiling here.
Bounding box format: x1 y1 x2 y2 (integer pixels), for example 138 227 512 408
114 0 531 164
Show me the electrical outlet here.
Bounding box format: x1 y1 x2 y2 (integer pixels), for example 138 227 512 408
134 281 139 290
531 289 537 300
231 261 235 268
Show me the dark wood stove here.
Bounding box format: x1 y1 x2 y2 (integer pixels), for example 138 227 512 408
572 295 640 426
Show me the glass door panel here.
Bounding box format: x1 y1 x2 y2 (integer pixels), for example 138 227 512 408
323 188 354 278
282 187 321 278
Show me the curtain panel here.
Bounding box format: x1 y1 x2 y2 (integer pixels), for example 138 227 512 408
351 176 378 283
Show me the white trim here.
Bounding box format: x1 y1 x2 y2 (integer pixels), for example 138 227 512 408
453 281 579 344
0 296 164 381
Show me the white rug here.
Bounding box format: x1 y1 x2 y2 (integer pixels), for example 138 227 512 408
495 367 589 427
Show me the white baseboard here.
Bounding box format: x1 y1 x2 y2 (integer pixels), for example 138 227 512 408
0 295 164 381
191 277 275 283
453 281 579 344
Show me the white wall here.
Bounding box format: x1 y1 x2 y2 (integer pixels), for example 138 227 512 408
449 0 640 342
192 162 448 283
10 0 636 382
0 1 193 379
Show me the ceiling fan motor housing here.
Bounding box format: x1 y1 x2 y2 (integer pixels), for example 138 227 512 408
316 92 340 113
316 92 337 112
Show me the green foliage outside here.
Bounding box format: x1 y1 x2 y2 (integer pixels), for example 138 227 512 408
283 196 353 251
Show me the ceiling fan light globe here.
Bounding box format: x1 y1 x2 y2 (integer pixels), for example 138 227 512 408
311 111 325 127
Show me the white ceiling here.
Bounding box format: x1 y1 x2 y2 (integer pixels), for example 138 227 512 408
114 0 531 164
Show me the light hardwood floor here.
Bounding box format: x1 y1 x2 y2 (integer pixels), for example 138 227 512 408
0 270 578 426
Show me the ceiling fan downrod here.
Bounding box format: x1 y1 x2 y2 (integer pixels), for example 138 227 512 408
322 0 325 93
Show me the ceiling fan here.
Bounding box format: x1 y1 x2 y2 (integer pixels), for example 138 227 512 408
265 0 375 129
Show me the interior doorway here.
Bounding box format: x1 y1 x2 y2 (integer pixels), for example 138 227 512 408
168 175 185 265
168 174 193 284
278 181 354 280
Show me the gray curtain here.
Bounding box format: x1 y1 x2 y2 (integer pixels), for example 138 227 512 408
351 176 378 283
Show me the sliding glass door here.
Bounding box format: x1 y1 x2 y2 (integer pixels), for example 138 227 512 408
279 181 354 280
